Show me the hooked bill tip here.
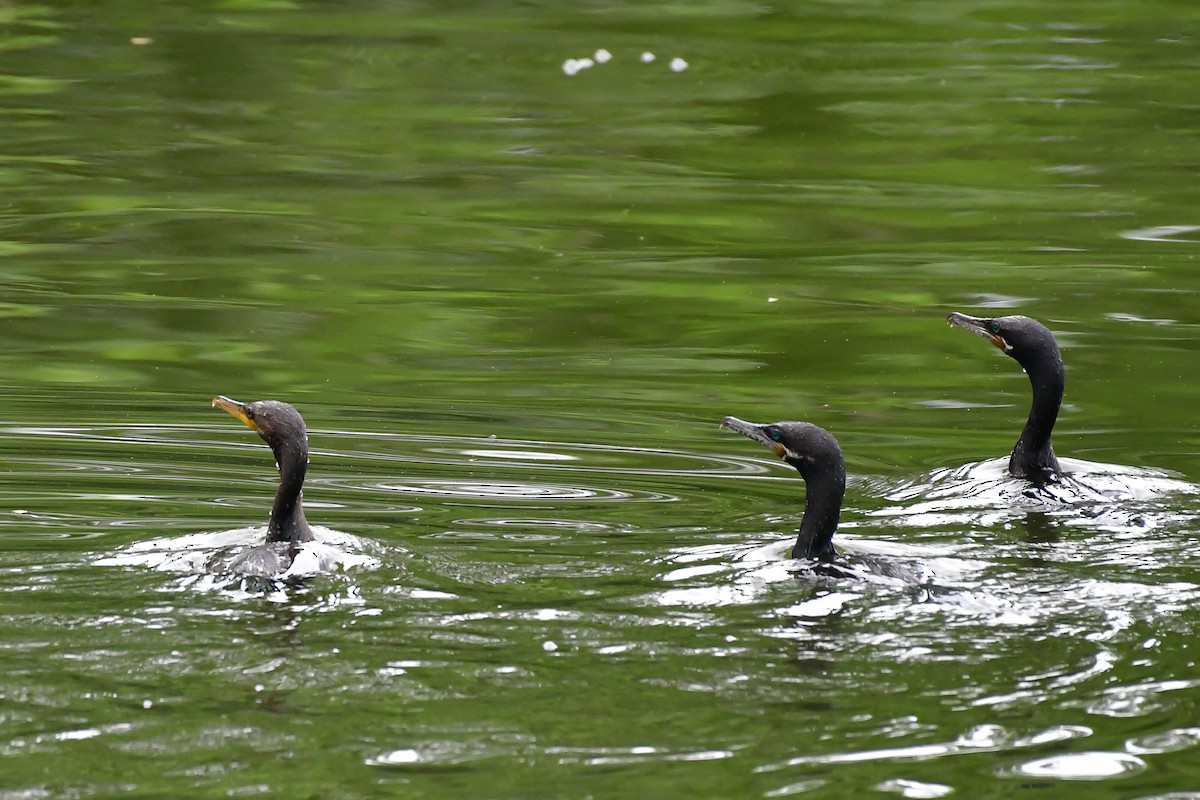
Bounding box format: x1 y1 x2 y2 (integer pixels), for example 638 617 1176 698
212 395 258 431
721 415 755 434
946 312 1010 352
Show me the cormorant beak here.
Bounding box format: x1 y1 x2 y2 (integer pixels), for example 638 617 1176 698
721 416 787 459
947 312 1011 352
212 395 259 432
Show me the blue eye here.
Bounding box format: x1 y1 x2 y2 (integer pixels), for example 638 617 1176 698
989 321 1001 334
768 428 783 442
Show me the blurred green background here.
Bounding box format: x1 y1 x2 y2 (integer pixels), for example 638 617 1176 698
1 1 1199 797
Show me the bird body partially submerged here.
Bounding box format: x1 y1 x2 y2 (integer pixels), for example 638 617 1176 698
212 396 314 575
947 313 1065 485
721 416 845 560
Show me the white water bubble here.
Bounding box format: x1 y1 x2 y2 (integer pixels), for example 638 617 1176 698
641 51 656 63
670 57 688 72
562 58 595 76
594 48 612 63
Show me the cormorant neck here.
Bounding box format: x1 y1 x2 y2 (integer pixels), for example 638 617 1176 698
266 438 313 544
1009 350 1064 484
788 459 846 560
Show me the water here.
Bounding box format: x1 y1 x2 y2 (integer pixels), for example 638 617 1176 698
3 1 1200 796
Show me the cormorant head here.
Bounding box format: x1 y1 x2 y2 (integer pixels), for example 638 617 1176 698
212 395 314 546
721 417 843 482
212 396 308 456
947 312 1061 374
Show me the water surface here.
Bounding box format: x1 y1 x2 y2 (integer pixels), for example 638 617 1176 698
2 1 1200 797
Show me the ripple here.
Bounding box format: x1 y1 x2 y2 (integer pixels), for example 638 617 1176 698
465 517 613 532
365 734 530 768
3 423 772 480
1126 727 1200 755
96 525 382 581
869 456 1198 532
546 744 736 765
649 534 977 609
323 433 774 478
1088 687 1169 717
371 480 676 503
758 741 957 770
1002 751 1146 780
764 779 826 797
1014 725 1093 747
875 778 952 798
758 723 1095 772
455 448 578 462
1089 678 1200 719
1119 224 1200 242
1107 312 1175 326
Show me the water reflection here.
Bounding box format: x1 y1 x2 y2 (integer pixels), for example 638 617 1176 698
96 525 382 593
1127 727 1200 756
1001 750 1147 780
6 0 1200 795
348 436 774 477
5 414 1200 797
874 778 953 799
15 420 1196 660
367 733 533 769
1120 225 1200 243
871 456 1197 533
758 722 1095 770
374 479 676 503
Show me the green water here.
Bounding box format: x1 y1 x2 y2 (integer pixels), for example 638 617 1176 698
2 1 1200 797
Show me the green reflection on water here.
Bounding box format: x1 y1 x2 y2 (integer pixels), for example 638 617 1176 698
1 0 1200 797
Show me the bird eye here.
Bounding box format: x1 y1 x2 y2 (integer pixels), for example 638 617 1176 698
767 427 783 442
989 321 1001 334
244 408 255 419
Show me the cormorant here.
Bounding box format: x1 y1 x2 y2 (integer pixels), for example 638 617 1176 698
947 312 1064 485
721 416 845 560
212 395 314 576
